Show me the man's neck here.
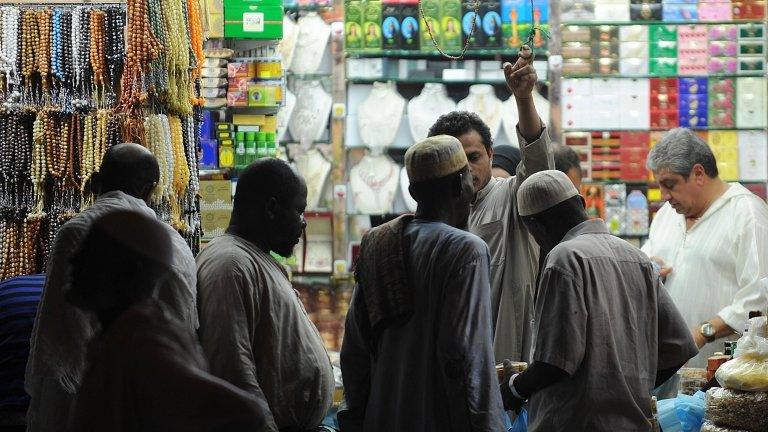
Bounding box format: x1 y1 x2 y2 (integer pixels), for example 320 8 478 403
226 225 271 254
689 178 729 220
415 205 460 229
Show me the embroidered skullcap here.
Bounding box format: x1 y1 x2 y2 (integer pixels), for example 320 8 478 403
405 135 468 183
517 170 580 217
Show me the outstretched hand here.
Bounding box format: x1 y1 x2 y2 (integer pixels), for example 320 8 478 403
503 46 537 99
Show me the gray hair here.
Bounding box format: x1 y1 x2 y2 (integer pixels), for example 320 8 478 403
646 128 719 178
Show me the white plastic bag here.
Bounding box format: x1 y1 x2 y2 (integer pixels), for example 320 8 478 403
715 317 768 392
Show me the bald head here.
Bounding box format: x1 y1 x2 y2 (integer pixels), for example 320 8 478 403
66 210 173 324
95 143 160 201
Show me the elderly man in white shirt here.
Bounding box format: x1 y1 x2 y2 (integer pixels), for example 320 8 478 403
642 128 768 374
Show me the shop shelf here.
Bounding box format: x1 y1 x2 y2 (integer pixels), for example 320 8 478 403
561 20 768 26
346 48 548 60
348 77 549 85
562 73 767 79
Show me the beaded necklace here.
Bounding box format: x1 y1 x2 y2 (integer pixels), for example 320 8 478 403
36 10 52 93
0 8 20 89
20 11 37 89
89 9 106 103
119 0 161 116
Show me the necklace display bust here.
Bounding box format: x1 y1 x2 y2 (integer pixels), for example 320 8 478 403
289 81 331 145
457 84 503 139
294 148 331 210
357 81 406 154
400 166 417 212
407 83 456 142
290 13 330 74
278 16 299 70
277 88 296 143
502 88 550 146
349 154 400 214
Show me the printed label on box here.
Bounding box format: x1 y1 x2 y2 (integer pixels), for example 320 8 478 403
244 13 264 32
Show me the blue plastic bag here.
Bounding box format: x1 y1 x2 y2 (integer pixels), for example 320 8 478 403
509 409 528 432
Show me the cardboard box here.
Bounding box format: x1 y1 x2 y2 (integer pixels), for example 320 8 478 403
461 0 485 49
381 1 401 50
441 0 463 51
739 130 768 181
482 0 503 48
345 0 364 51
227 91 249 107
363 0 382 50
200 139 219 169
400 1 420 50
420 0 441 50
227 62 257 78
224 2 283 40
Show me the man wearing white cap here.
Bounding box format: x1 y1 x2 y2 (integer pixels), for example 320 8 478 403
428 47 554 364
499 170 697 431
340 135 505 431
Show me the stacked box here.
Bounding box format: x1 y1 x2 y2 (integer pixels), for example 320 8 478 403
223 0 284 40
708 77 736 128
699 0 733 20
345 0 364 51
708 130 740 180
677 24 708 75
737 23 766 75
708 24 738 75
650 77 679 128
620 132 650 181
593 26 620 75
678 77 708 128
737 77 768 128
363 0 383 50
663 0 699 21
630 0 663 20
620 25 649 74
649 24 678 76
595 0 630 22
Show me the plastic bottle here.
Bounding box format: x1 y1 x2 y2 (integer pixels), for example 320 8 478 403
626 190 649 236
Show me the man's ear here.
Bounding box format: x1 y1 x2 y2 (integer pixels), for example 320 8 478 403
452 173 464 198
487 146 494 160
408 184 419 201
264 196 278 221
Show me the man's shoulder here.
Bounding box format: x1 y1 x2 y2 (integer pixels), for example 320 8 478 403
416 222 489 259
197 235 258 274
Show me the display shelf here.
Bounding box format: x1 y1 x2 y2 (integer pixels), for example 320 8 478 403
561 19 768 26
288 72 334 79
563 127 768 132
562 73 767 79
284 4 334 13
347 49 547 59
348 77 550 85
226 105 282 114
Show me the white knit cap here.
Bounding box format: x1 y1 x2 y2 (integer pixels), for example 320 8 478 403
517 170 580 216
405 135 468 183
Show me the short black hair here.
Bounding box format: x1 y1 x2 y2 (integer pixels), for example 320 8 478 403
99 143 160 197
428 111 493 151
233 158 304 211
553 145 581 174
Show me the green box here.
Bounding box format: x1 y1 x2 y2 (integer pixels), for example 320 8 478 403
441 0 463 51
420 0 440 51
363 0 382 51
346 0 364 51
649 58 678 76
649 41 677 58
224 2 283 40
649 24 677 42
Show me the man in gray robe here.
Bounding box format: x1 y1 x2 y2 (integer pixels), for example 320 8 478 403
196 159 334 432
25 144 198 431
67 211 269 431
499 170 698 431
427 47 554 363
339 135 505 431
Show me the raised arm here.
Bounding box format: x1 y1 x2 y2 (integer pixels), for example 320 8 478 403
503 46 553 183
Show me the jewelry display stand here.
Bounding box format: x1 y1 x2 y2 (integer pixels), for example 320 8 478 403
407 83 456 142
502 87 550 146
278 15 299 71
349 153 400 214
277 88 296 143
357 81 406 153
400 166 417 212
290 12 331 75
289 81 332 145
457 84 504 140
294 148 332 210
